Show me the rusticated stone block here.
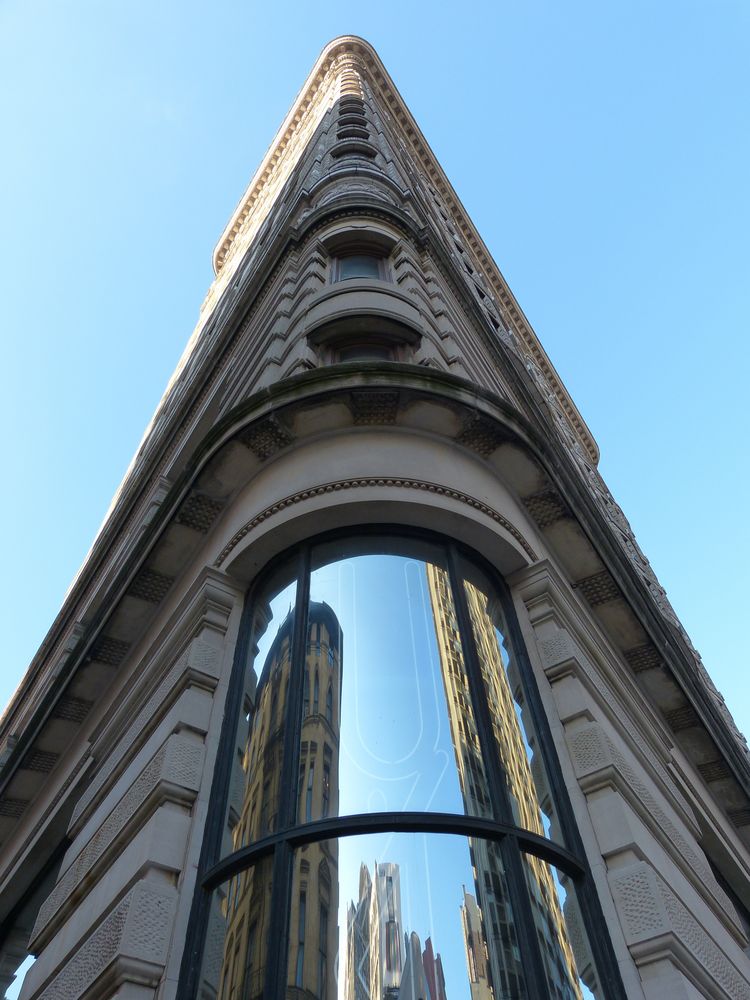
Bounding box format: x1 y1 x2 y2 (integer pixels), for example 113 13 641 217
32 733 203 948
36 880 176 1000
610 862 749 999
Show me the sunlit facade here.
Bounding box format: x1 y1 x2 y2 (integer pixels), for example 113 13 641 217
3 36 749 1000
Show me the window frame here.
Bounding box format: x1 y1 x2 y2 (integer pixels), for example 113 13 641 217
178 524 628 1000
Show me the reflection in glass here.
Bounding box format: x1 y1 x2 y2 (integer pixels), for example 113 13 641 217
287 832 528 1000
199 854 273 1000
522 855 599 999
288 839 339 1000
204 538 607 1000
307 542 489 820
222 570 297 859
458 560 560 843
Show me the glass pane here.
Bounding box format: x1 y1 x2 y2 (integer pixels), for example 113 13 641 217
459 558 563 843
523 854 601 999
221 561 297 858
287 832 528 1000
304 538 491 819
198 855 274 1000
338 254 381 279
337 344 393 362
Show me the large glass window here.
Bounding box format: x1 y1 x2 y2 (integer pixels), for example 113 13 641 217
186 532 625 1000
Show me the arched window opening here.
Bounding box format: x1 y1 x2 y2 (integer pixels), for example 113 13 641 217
186 531 626 1000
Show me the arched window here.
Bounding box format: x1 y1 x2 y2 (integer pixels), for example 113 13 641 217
182 530 625 1000
313 671 319 716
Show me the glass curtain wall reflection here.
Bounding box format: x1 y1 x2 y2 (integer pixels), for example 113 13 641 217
195 535 608 1000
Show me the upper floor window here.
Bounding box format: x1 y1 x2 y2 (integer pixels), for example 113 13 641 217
335 253 384 281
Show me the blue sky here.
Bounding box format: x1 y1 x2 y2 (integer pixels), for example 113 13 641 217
1 2 748 768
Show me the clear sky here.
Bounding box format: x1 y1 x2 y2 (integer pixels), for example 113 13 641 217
1 1 748 789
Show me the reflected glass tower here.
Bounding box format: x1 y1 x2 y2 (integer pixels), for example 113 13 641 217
345 858 448 1000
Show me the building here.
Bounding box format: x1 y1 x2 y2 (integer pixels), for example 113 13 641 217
1 34 750 1000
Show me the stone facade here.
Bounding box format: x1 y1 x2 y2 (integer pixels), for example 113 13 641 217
1 35 748 1000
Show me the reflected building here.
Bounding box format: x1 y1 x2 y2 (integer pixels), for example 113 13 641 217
426 566 584 1000
345 860 448 1000
461 890 493 1000
215 601 342 1000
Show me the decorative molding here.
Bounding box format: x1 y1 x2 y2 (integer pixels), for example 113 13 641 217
698 759 732 783
175 492 225 534
665 705 701 733
213 476 538 566
0 753 91 891
126 567 175 604
611 862 749 1000
523 488 571 530
32 733 203 948
52 696 94 723
0 798 27 818
728 807 750 828
70 637 219 832
20 749 59 773
349 390 399 425
567 722 740 936
575 570 621 607
89 635 131 667
238 415 294 459
623 643 663 674
455 414 506 458
37 879 177 1000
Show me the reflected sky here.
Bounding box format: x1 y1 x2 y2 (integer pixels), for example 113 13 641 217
309 553 466 817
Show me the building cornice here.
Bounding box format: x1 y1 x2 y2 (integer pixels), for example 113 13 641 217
211 35 599 465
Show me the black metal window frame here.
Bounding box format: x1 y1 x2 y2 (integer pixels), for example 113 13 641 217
178 524 627 999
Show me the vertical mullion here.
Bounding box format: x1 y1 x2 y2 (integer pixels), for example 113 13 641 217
263 544 311 999
446 544 548 1000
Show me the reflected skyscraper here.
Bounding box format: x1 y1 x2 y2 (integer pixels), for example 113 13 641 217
345 859 448 1000
215 601 342 1000
426 566 584 1000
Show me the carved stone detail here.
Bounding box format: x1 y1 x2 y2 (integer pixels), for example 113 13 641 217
71 635 218 830
127 567 175 604
728 807 750 828
568 723 736 925
176 493 225 533
575 570 621 607
623 643 663 674
349 390 399 425
37 880 176 1000
698 759 731 783
611 862 749 999
21 749 59 773
52 696 94 723
89 635 131 667
214 477 538 566
664 705 700 733
523 488 571 529
32 734 203 947
0 798 27 818
238 416 294 459
537 631 576 670
455 414 505 458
